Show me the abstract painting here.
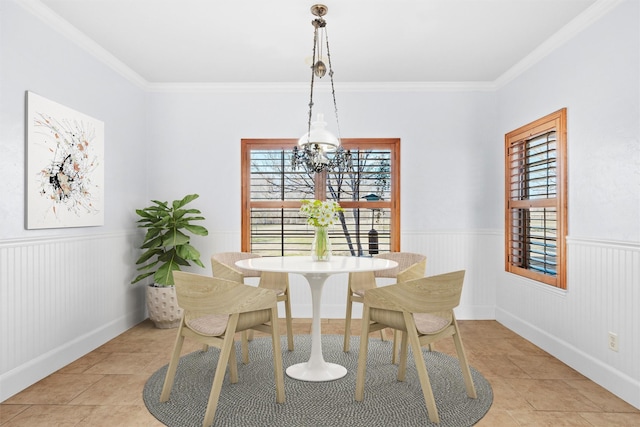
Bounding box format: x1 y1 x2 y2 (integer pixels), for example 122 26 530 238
26 91 104 229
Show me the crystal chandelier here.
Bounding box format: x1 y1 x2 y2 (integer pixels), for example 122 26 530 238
292 4 352 173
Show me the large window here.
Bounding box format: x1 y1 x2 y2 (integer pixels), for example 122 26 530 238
241 139 400 256
505 109 567 289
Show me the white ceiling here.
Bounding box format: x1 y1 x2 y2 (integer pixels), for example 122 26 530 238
26 0 619 87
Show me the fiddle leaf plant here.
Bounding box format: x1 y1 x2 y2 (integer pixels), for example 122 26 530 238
131 194 209 286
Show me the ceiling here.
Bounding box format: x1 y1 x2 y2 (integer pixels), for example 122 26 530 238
28 0 615 86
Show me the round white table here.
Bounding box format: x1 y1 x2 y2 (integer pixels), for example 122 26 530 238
235 255 398 382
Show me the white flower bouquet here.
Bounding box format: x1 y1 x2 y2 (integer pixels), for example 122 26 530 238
299 199 343 227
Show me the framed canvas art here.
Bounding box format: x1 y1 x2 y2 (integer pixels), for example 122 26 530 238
26 91 105 229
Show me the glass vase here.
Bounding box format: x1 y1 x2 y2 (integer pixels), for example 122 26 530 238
312 226 331 261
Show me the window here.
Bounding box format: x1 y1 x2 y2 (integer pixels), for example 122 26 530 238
505 109 567 289
241 139 400 256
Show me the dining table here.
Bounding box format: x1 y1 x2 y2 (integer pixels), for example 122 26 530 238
235 255 398 382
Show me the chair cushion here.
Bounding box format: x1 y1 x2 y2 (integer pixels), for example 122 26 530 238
186 314 230 336
413 313 450 335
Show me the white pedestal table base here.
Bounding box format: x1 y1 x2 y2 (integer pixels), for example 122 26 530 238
233 256 398 382
286 272 347 382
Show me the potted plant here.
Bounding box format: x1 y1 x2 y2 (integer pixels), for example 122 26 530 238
131 194 209 328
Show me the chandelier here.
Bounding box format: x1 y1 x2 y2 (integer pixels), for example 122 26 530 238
292 4 352 174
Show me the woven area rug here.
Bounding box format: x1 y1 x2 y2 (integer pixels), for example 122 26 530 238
144 335 492 427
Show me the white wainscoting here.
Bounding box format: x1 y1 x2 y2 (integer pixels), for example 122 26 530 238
18 229 636 406
496 237 640 409
284 230 501 320
0 232 147 401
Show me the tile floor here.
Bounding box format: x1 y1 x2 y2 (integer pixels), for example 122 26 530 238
1 319 638 426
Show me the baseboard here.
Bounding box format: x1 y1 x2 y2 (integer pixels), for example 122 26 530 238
0 309 146 402
496 307 640 409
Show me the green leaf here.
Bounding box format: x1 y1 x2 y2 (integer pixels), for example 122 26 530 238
183 224 208 236
152 215 170 227
173 256 191 267
173 209 187 221
154 260 180 286
135 248 163 265
162 229 190 247
176 243 200 261
141 235 164 249
131 271 154 284
175 217 206 230
181 208 202 215
150 200 169 209
136 261 159 273
135 209 156 219
173 194 199 210
157 248 177 262
142 227 162 242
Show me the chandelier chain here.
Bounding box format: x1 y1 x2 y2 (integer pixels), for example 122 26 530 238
324 26 342 144
306 21 320 145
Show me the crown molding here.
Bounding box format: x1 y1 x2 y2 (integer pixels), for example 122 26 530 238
146 81 497 94
145 82 308 94
20 0 623 94
335 81 497 93
16 0 148 88
494 0 624 89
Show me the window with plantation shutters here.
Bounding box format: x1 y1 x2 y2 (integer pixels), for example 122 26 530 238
241 139 400 256
505 109 567 289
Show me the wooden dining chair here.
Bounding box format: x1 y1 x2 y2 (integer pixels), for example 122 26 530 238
343 252 426 362
355 270 476 424
211 252 294 363
160 271 285 427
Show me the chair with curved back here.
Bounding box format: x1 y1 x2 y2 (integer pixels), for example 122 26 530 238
211 252 294 363
355 270 477 424
343 252 427 361
160 271 285 427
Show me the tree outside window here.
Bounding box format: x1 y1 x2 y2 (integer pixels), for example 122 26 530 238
241 139 400 256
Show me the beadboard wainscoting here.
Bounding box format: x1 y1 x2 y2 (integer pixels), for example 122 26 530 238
284 230 501 320
0 232 147 401
497 237 640 408
3 230 637 409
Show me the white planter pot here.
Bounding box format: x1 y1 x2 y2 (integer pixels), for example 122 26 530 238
146 284 183 329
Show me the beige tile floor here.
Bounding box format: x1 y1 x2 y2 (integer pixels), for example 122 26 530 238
1 319 638 426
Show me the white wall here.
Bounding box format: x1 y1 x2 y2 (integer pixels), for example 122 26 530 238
0 0 149 400
145 89 498 234
144 88 499 320
495 0 639 408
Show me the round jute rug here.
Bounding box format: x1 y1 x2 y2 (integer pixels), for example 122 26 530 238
144 335 492 426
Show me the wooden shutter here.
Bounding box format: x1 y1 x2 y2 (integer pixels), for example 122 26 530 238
505 109 567 289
